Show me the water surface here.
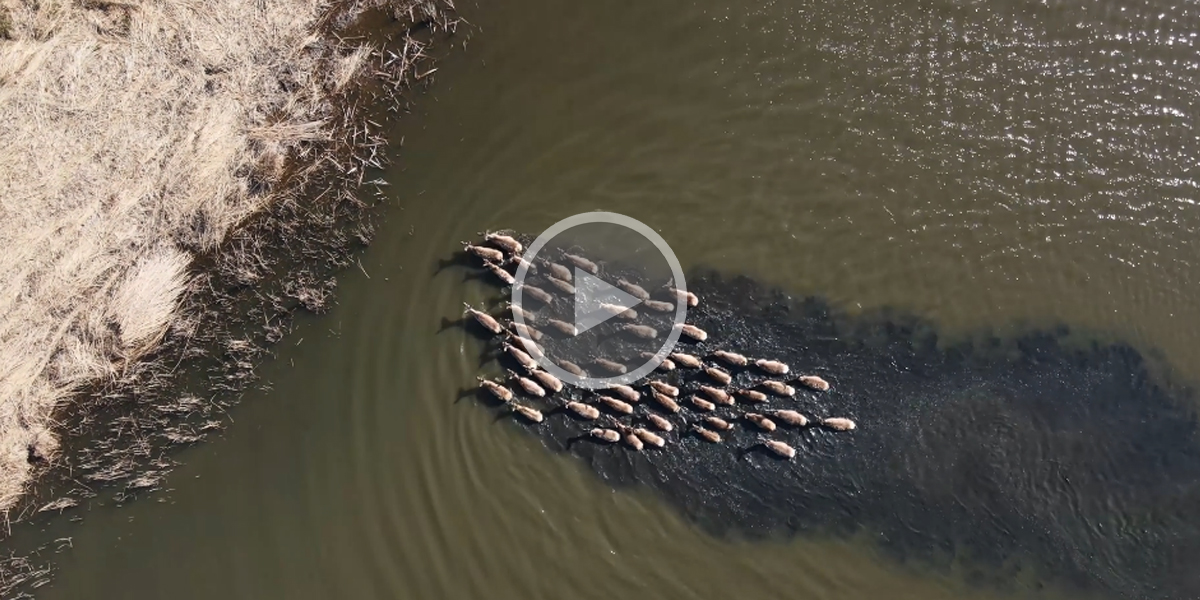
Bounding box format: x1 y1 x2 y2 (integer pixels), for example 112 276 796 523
13 0 1200 597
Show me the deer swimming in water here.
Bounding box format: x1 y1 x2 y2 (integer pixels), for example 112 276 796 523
643 299 675 313
463 303 503 335
797 375 831 392
592 358 628 375
507 369 546 398
712 350 748 367
589 428 620 443
484 261 516 285
770 409 808 427
508 402 544 423
505 302 536 324
699 385 733 405
648 380 679 397
692 424 722 443
484 232 523 255
755 359 790 376
634 427 666 448
670 352 702 368
668 286 699 307
676 323 708 342
758 380 795 397
735 389 768 403
545 318 577 336
563 400 601 420
616 278 650 301
507 254 535 273
556 359 587 377
463 242 504 263
545 276 576 296
744 413 777 432
645 413 674 432
506 320 543 342
505 331 545 359
502 342 538 371
703 416 734 431
622 432 645 451
477 377 514 402
757 438 796 459
705 366 732 386
544 261 572 282
600 303 638 320
517 283 553 305
611 384 641 403
652 392 682 414
822 417 856 431
595 395 634 415
525 367 563 393
563 252 599 275
605 418 645 451
622 324 657 339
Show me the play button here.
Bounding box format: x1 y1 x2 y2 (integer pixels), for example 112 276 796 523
509 212 688 389
573 269 644 335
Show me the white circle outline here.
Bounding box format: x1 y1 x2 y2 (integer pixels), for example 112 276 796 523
510 212 688 389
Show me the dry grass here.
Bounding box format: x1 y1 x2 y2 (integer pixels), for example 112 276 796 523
0 0 418 512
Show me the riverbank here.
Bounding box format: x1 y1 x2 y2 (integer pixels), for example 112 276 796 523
0 0 455 519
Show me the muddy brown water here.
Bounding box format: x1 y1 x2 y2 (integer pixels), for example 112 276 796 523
8 0 1200 597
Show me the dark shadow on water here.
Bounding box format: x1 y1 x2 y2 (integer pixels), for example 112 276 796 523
477 267 1200 600
456 387 490 405
433 251 476 275
565 434 616 449
460 270 494 285
441 315 499 342
437 316 461 334
736 444 791 463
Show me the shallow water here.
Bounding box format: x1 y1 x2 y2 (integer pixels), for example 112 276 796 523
11 0 1200 597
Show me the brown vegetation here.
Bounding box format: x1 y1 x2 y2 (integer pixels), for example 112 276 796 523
0 0 455 516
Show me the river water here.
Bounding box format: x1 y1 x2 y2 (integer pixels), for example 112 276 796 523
11 0 1200 597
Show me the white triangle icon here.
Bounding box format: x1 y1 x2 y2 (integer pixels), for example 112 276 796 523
573 268 644 335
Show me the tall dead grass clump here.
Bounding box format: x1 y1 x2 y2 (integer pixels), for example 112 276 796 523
109 248 190 358
0 0 441 512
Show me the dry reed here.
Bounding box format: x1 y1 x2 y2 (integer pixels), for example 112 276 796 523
0 0 450 513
